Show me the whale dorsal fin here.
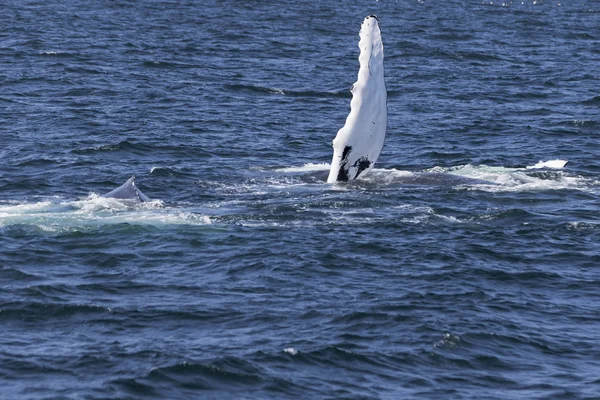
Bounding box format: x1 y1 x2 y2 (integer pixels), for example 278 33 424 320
102 175 151 202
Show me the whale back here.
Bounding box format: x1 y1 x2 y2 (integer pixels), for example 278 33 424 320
327 15 387 183
102 176 151 202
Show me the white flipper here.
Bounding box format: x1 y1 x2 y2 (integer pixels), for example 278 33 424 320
327 15 387 183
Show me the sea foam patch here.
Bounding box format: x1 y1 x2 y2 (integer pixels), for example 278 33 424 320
276 163 331 173
0 196 211 230
526 159 568 169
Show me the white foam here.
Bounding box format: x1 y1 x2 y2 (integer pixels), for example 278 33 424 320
566 221 600 230
368 168 415 181
0 196 211 230
276 163 331 173
274 161 594 193
434 163 595 193
283 347 298 355
526 159 568 169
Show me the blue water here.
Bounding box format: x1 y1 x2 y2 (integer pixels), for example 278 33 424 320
2 1 600 398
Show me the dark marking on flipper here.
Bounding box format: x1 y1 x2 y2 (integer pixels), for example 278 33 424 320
336 145 352 182
341 145 352 160
353 157 372 179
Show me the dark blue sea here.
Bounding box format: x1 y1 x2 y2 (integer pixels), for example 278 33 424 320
1 1 600 398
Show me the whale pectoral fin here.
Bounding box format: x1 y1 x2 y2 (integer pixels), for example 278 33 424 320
327 15 387 183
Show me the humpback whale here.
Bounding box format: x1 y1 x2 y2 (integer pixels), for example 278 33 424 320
328 15 387 183
102 176 151 202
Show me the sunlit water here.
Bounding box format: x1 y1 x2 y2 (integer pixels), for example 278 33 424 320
1 1 599 399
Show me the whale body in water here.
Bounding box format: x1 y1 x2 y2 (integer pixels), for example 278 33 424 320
102 176 151 202
328 15 387 183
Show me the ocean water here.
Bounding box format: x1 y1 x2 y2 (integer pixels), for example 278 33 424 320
1 0 600 398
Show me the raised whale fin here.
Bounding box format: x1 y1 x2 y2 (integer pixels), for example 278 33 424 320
102 175 151 202
327 15 387 183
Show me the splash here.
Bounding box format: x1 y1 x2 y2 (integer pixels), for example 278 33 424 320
525 159 568 169
0 195 211 231
279 159 598 193
275 163 331 173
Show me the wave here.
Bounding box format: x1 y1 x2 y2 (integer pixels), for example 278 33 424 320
140 60 196 69
582 95 600 105
111 357 300 396
16 158 61 167
72 140 213 159
0 301 110 321
73 140 156 155
149 166 197 179
38 51 76 58
0 267 41 284
223 84 350 98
